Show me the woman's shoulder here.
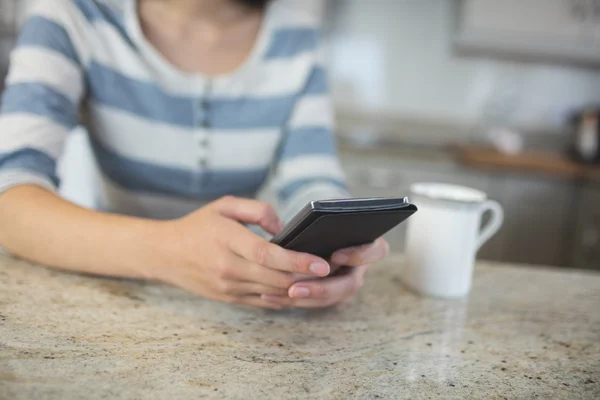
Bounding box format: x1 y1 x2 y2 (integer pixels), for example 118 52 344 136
24 0 126 28
263 0 325 60
21 0 132 63
15 0 135 79
267 0 323 29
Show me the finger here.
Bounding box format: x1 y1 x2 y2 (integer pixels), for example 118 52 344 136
225 254 294 289
228 226 331 277
237 295 284 310
336 267 369 304
288 266 367 299
164 271 285 310
216 196 282 235
263 294 338 309
331 237 390 267
228 281 289 296
263 266 368 308
261 295 294 309
303 265 367 299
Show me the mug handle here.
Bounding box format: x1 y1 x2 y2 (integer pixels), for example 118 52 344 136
476 200 504 250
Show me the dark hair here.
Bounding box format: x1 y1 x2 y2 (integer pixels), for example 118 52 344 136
235 0 272 9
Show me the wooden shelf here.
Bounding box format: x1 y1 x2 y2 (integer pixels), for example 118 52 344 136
458 146 600 183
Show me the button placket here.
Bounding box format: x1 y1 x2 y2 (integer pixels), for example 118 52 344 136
197 102 210 169
196 83 212 185
198 136 209 147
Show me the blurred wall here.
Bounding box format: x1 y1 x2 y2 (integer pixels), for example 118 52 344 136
325 0 600 132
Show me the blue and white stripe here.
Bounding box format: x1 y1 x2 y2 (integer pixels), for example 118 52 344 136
0 0 347 220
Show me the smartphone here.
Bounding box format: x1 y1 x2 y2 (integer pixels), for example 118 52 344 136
270 197 417 258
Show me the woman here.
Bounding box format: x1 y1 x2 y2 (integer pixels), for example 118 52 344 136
0 0 389 309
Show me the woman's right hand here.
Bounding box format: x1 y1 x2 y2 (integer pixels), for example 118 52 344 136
150 196 332 309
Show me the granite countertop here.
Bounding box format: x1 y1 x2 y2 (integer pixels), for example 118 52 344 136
1 254 599 399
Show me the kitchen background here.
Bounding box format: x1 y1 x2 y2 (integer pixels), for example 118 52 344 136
1 0 599 269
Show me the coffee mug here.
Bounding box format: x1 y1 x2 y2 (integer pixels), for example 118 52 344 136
402 183 504 298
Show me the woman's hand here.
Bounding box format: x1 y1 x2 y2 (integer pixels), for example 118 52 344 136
150 196 332 309
261 238 390 308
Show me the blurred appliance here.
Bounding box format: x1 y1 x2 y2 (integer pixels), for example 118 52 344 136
570 108 600 164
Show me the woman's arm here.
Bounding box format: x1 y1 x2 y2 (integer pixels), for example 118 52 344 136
0 0 129 271
0 186 163 279
0 185 331 310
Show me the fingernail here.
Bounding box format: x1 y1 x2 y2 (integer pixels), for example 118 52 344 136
309 262 330 276
332 252 349 265
290 286 310 298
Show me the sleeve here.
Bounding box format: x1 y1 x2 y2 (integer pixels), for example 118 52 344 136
0 0 85 196
259 42 350 223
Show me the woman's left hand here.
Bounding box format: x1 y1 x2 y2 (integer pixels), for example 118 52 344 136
262 237 389 308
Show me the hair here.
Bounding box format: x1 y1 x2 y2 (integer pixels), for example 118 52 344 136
235 0 272 9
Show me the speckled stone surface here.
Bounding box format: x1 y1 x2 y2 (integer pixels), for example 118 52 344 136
1 254 599 400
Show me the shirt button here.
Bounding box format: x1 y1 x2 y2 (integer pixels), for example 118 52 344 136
198 159 208 168
199 137 209 147
200 98 209 109
202 119 210 129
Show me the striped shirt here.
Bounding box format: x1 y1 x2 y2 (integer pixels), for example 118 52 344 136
0 0 348 223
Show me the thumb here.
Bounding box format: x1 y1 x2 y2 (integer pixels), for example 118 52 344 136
215 196 283 235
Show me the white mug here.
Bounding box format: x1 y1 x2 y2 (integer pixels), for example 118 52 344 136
402 183 504 298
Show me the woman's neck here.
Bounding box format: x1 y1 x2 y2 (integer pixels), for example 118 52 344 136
147 0 254 25
137 0 265 75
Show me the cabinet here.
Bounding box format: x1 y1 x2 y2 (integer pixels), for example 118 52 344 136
490 175 577 266
571 185 600 269
455 0 600 66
